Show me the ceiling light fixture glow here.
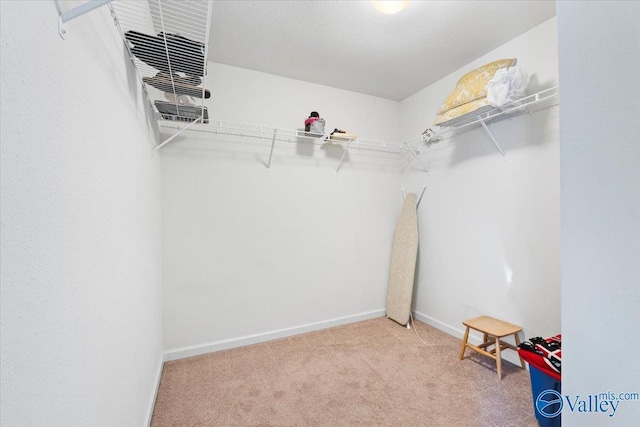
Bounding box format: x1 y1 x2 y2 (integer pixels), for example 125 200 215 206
371 1 411 15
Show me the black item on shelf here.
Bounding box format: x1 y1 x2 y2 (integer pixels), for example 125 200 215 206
154 101 209 124
143 72 210 99
125 30 205 76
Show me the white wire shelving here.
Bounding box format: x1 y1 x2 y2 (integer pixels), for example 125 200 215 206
402 86 560 160
156 87 558 172
57 2 559 173
157 119 406 173
110 0 212 125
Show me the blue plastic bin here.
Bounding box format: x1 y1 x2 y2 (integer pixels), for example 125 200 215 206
529 365 562 426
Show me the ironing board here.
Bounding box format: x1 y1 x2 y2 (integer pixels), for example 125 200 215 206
385 193 419 326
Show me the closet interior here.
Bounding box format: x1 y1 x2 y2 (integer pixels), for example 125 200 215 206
6 1 639 425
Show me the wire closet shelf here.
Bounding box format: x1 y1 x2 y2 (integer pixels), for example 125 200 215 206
157 120 407 154
110 0 212 125
403 86 560 150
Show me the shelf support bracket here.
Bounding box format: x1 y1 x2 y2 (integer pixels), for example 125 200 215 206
152 117 202 153
335 139 355 174
267 129 277 169
58 0 115 39
403 143 428 172
478 117 506 158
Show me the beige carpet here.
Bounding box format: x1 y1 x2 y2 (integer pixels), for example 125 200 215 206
152 317 538 426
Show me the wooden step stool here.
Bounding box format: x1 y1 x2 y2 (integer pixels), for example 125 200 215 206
459 315 525 380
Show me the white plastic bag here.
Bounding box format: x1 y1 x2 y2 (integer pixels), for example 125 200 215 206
164 92 196 107
487 65 528 107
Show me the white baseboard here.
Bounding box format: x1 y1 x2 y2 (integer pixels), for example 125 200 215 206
411 310 523 367
144 353 164 427
163 309 386 362
411 310 468 338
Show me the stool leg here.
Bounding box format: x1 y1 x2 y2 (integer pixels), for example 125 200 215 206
495 336 502 380
514 333 525 369
459 326 470 360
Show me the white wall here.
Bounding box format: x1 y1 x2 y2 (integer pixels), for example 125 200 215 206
558 2 640 425
161 63 403 356
0 2 163 426
206 63 400 143
398 17 561 359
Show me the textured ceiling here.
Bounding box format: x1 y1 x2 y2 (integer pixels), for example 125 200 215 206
208 1 556 101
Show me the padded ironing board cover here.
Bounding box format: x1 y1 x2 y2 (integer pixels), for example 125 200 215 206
385 193 418 326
